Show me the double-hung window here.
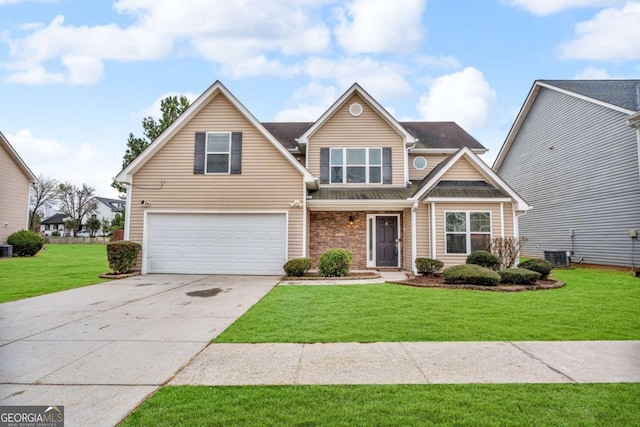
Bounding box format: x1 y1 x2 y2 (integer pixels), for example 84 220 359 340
206 132 231 174
330 148 382 184
445 211 491 254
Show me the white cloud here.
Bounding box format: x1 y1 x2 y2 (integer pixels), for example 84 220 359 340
559 2 640 60
505 0 622 15
417 67 496 131
274 82 337 121
574 66 614 78
7 129 121 197
413 55 461 70
304 57 411 100
334 0 426 53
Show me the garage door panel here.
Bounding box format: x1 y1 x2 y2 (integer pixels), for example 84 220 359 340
147 213 286 275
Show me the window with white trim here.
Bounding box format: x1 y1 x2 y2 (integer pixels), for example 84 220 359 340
330 148 382 184
206 132 231 173
445 211 491 254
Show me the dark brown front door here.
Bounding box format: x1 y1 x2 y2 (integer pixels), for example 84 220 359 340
376 216 398 267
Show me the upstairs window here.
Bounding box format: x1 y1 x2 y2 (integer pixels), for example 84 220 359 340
330 148 382 184
206 132 231 174
445 211 491 254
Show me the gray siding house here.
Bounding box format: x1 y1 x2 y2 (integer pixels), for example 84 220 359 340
494 80 640 269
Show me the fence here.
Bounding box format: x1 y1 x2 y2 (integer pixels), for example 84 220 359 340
45 236 110 245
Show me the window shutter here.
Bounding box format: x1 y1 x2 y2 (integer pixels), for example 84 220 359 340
194 132 206 174
230 132 242 174
320 148 329 184
383 147 392 184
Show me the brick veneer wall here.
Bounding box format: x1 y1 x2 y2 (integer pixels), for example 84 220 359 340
309 211 402 270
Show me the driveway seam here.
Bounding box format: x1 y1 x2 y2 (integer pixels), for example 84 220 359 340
398 342 431 383
33 340 115 385
508 341 577 383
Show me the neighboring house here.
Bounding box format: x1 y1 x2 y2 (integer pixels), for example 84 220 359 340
494 80 640 268
41 197 123 236
40 213 69 236
0 131 37 245
115 81 529 275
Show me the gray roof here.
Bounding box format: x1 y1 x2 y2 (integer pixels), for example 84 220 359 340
540 80 640 112
95 197 125 212
41 213 68 225
261 121 485 151
309 184 418 200
426 180 509 198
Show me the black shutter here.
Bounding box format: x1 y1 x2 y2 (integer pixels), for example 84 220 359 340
194 132 206 174
383 147 392 184
230 132 242 174
320 148 329 184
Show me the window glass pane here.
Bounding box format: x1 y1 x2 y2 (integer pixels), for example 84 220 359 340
369 148 381 165
346 148 366 165
470 212 491 232
207 154 229 173
447 234 467 254
446 212 466 232
331 166 343 183
369 166 381 183
471 234 491 252
346 166 366 183
330 149 343 165
207 134 229 152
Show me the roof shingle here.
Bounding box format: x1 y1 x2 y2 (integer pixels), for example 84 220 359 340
540 80 640 112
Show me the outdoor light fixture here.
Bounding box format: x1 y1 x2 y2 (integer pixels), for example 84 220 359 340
348 215 354 226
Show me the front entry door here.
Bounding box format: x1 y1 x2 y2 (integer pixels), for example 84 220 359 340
376 216 398 267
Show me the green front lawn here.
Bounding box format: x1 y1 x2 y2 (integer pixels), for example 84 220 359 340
0 244 109 303
215 268 640 342
121 384 640 427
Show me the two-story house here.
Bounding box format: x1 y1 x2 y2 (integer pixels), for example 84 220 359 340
115 81 529 275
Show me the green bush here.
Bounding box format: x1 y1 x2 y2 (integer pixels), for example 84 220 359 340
466 250 501 270
443 264 501 286
51 230 60 237
7 229 44 256
498 268 542 285
518 258 553 280
318 248 353 277
106 241 141 274
415 258 444 275
283 258 312 277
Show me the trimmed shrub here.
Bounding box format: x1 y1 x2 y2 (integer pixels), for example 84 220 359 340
466 250 501 270
7 229 44 256
519 258 553 280
443 264 501 286
318 248 352 277
498 268 542 285
107 241 141 274
283 258 312 277
415 258 444 276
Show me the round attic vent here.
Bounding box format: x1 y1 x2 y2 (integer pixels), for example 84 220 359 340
349 102 363 117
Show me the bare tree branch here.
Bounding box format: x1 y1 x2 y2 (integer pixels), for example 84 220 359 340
56 182 98 237
29 175 58 231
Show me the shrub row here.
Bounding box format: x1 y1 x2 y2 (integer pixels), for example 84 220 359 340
283 248 353 277
107 241 141 274
518 258 553 280
443 264 501 286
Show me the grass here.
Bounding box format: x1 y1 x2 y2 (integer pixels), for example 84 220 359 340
0 244 109 303
121 383 640 426
215 267 640 342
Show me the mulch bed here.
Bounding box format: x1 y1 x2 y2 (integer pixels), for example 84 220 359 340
282 271 381 281
99 271 141 279
393 274 565 292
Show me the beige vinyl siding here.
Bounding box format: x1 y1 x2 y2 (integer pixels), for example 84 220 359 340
308 93 405 186
0 143 31 244
129 92 306 260
408 153 450 181
440 156 486 181
402 208 412 270
431 202 516 267
414 203 431 261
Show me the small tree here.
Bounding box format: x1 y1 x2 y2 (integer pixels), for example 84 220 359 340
56 182 97 236
86 217 101 238
63 219 76 237
489 237 528 269
101 218 111 236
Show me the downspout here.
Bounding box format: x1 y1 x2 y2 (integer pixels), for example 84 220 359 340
411 201 418 275
430 202 436 259
122 179 132 241
302 181 307 258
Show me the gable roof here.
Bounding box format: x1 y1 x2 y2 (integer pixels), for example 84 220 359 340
401 122 486 153
493 79 640 171
411 146 530 211
41 213 68 225
297 83 416 146
115 81 316 187
539 80 640 113
95 197 125 212
0 131 37 182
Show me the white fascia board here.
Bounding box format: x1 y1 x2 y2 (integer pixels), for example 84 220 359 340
298 83 416 145
115 81 316 186
306 199 413 211
424 197 513 203
410 147 487 155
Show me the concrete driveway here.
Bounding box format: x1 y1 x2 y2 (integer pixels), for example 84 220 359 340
0 274 278 427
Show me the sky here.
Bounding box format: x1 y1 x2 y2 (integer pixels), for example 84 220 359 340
1 0 639 199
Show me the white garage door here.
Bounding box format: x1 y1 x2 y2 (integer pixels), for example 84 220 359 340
147 213 287 275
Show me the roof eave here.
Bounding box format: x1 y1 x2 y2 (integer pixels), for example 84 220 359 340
306 199 413 211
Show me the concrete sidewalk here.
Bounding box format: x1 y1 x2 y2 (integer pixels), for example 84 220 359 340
171 341 640 385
